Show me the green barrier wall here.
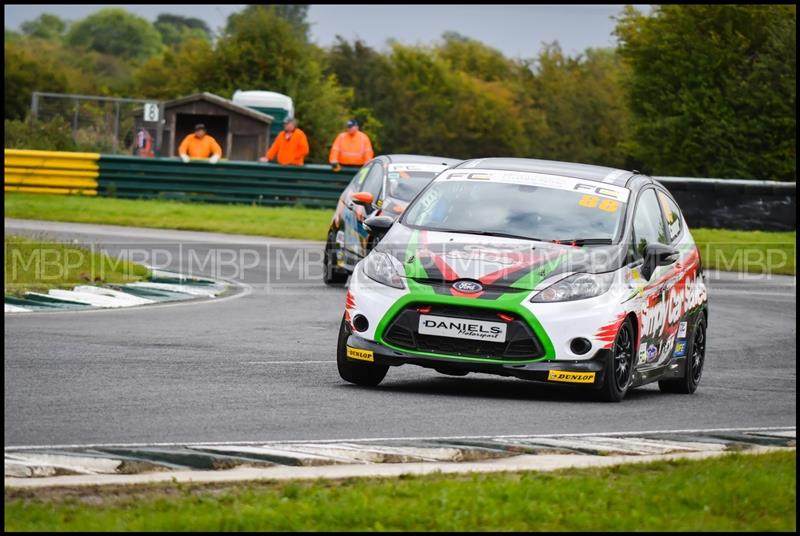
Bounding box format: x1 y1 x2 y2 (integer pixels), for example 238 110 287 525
97 156 360 208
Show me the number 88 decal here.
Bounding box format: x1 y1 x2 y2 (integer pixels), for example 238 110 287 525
578 194 620 212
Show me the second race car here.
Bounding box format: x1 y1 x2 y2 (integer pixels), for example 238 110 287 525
324 154 461 284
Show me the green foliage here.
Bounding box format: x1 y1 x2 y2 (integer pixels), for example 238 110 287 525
531 44 632 168
325 35 629 165
616 5 796 180
227 4 311 41
350 107 384 154
437 32 519 82
155 14 211 36
20 13 67 40
4 42 70 120
327 37 392 113
4 118 76 151
66 8 164 62
155 14 211 47
5 28 22 42
138 6 348 162
134 37 215 99
4 5 795 177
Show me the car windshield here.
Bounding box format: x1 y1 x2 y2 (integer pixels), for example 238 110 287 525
402 175 628 242
386 171 440 202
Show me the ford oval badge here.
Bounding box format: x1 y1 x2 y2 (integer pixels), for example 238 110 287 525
452 280 483 293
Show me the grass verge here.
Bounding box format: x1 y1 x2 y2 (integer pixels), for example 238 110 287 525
4 194 795 274
4 451 796 531
4 234 150 295
4 193 333 241
692 228 795 276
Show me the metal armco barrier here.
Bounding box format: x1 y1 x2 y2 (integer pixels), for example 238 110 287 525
4 149 99 195
4 149 796 229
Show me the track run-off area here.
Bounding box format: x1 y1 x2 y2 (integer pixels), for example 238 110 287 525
4 219 796 448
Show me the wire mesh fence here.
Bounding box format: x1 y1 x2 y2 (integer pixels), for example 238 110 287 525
31 92 164 156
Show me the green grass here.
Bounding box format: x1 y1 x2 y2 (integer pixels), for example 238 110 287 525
692 228 795 275
4 194 334 241
4 451 796 531
4 194 795 274
4 235 150 295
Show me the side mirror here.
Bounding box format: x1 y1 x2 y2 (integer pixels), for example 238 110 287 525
641 243 679 280
350 191 374 206
363 215 394 239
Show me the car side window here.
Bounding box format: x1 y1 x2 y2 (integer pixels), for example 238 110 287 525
360 162 384 198
657 190 683 243
349 166 370 191
632 188 669 258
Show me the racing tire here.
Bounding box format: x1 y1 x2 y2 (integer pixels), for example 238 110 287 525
323 231 348 285
337 315 389 386
597 317 635 402
659 315 706 394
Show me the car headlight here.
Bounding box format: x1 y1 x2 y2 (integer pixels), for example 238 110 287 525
363 251 405 289
531 272 614 303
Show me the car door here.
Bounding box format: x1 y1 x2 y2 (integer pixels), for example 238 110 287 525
655 188 696 360
630 187 675 367
343 160 384 265
333 164 369 265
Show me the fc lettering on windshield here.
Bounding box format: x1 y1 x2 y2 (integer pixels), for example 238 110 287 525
573 183 622 200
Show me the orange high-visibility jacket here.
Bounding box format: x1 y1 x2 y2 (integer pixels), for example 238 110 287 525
266 128 309 165
178 134 223 158
329 131 374 166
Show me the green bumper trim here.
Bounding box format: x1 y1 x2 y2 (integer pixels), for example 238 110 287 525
374 280 556 365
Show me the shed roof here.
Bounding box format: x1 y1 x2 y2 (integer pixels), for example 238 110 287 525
164 92 274 124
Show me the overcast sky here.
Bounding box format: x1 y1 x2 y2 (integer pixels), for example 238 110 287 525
4 4 651 59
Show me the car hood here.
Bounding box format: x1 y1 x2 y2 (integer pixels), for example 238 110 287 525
375 224 627 291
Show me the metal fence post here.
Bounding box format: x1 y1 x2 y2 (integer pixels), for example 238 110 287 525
113 101 120 154
156 102 165 157
72 99 79 142
30 92 39 121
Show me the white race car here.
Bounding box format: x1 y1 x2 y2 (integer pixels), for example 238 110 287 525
337 158 708 402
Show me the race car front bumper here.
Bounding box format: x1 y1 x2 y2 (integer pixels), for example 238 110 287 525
345 332 612 388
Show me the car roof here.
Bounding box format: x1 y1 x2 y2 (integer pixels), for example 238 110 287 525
384 154 462 166
455 157 636 187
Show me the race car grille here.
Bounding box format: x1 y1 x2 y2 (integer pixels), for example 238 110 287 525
383 305 545 361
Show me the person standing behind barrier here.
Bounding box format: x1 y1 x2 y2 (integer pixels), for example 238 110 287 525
133 127 154 157
260 117 309 165
329 119 374 171
178 124 222 164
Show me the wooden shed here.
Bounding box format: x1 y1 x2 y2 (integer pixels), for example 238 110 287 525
163 92 274 161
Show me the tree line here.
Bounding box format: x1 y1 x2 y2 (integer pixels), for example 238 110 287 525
4 5 795 180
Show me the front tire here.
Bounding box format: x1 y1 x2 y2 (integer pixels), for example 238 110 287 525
336 315 388 386
323 231 348 285
659 315 706 394
598 317 635 402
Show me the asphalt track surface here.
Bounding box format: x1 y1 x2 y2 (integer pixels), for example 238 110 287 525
4 219 796 447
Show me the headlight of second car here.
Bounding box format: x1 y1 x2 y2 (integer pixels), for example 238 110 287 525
531 272 614 303
363 251 405 289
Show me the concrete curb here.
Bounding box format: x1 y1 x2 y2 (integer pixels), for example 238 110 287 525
5 427 795 489
5 446 792 489
5 267 233 314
